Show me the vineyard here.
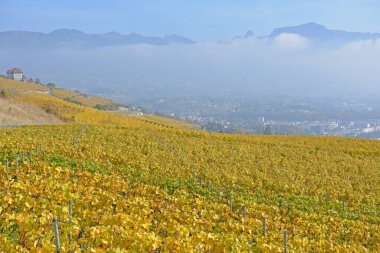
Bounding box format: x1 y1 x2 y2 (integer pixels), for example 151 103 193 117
0 89 379 252
0 77 115 108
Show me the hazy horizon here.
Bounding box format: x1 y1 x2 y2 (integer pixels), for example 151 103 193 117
1 23 380 100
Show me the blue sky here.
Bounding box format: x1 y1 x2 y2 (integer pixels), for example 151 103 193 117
0 0 379 40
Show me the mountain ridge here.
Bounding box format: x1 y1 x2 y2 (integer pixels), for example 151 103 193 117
0 29 195 50
2 23 380 50
268 22 380 41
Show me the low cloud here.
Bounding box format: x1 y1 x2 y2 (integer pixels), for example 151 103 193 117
1 34 380 99
273 33 310 49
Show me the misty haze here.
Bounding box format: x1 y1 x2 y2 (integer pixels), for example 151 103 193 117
1 23 380 99
1 22 380 136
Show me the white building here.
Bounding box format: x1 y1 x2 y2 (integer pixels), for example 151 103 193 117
6 68 23 81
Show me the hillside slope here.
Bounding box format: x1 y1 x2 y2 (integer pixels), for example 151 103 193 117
0 77 196 129
1 118 379 252
0 77 379 252
0 77 116 108
0 97 61 127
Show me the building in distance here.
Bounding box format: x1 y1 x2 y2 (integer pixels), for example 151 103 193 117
6 67 23 81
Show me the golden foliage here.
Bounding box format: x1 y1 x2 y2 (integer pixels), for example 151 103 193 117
0 79 379 251
0 121 379 252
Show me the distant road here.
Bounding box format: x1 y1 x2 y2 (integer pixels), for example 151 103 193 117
24 90 49 94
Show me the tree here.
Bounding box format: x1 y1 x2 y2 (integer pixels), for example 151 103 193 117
264 124 274 135
35 78 41 84
47 82 56 88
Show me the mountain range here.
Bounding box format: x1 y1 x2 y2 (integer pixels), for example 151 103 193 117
0 29 195 50
268 22 380 42
1 22 380 51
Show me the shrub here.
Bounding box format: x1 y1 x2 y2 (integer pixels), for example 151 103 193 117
0 88 11 98
42 104 59 116
94 104 119 111
64 96 82 105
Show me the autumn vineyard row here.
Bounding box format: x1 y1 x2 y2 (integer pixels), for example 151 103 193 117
0 93 379 252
